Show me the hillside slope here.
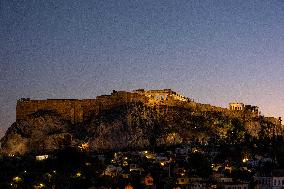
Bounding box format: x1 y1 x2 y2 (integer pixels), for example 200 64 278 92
0 102 282 155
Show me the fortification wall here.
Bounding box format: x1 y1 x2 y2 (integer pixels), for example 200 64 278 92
16 99 39 120
17 90 268 127
80 99 99 121
16 91 147 124
16 99 84 124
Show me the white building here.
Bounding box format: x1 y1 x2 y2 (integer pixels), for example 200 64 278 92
254 177 272 189
175 178 206 189
272 176 284 189
36 155 49 161
271 170 284 189
217 177 233 183
223 183 249 189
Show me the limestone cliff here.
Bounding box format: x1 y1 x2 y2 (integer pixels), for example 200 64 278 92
1 100 283 155
0 110 74 155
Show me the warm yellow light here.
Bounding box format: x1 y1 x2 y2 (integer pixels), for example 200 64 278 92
160 162 165 166
123 161 128 166
33 183 45 189
242 158 248 163
13 176 22 183
76 172 82 177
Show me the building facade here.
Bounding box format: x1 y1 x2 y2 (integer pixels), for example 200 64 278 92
229 103 245 111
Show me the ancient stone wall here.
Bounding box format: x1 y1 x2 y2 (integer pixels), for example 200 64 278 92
133 88 191 105
228 103 259 118
16 98 38 120
16 99 84 124
229 103 245 111
16 90 267 126
16 91 147 124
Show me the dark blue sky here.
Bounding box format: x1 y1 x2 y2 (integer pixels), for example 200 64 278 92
1 0 284 137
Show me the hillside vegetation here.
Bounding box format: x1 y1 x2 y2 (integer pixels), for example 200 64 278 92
0 102 282 155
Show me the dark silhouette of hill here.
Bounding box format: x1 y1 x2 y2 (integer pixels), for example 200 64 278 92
1 101 282 155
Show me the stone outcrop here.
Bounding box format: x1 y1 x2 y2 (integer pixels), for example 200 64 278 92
1 110 74 155
1 90 283 155
15 89 195 124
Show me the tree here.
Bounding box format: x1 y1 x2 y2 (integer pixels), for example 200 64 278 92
187 153 212 178
229 118 245 144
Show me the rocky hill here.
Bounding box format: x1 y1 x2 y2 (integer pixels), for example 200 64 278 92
1 98 283 155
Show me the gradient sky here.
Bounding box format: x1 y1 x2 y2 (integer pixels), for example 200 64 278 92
1 0 284 137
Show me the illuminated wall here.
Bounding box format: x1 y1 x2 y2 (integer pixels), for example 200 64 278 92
16 91 147 124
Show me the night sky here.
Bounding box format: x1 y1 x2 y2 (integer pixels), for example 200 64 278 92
1 0 284 137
